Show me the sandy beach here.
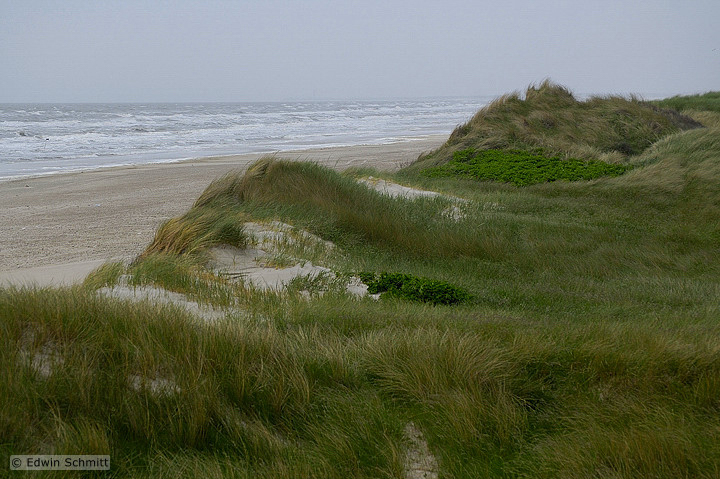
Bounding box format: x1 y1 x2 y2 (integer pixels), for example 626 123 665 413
0 136 445 284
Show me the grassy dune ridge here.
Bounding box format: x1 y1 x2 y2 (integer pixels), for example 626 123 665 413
3 86 720 478
406 80 702 173
652 91 720 114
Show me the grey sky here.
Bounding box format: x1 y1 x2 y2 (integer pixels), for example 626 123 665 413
1 0 718 102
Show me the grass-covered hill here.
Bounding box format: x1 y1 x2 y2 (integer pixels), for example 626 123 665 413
3 86 720 478
406 80 702 176
653 91 720 114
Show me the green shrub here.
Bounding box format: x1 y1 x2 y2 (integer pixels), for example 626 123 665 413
360 272 471 305
421 148 631 186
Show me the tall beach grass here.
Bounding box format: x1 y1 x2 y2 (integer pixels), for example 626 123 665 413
3 84 720 477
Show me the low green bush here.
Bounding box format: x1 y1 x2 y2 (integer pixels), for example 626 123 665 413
421 148 631 186
359 272 471 305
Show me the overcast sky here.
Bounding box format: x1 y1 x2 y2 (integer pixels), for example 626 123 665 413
1 0 718 102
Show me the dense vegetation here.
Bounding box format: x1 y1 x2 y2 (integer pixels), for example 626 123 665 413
421 148 630 186
652 91 720 113
406 80 701 173
3 86 720 478
358 272 471 305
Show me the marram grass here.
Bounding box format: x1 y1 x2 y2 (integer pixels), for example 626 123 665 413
5 85 720 478
3 287 720 478
407 79 702 172
652 91 720 114
142 206 247 258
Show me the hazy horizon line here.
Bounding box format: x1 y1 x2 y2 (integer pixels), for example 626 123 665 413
0 89 701 105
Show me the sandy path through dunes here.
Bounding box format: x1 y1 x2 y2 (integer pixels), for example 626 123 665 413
0 136 444 280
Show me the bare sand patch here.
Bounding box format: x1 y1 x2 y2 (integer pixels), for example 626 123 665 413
97 283 228 322
358 176 444 199
0 259 111 287
208 221 377 298
208 220 335 291
128 374 181 396
403 422 439 479
242 221 335 252
209 245 333 291
358 176 469 220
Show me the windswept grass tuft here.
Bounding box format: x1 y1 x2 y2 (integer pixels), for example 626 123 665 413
83 260 125 290
622 110 720 195
652 91 720 114
127 253 238 307
142 206 247 258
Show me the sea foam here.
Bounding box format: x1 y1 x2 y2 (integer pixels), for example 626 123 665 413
0 99 489 180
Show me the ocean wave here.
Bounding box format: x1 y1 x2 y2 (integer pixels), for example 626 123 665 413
0 99 490 180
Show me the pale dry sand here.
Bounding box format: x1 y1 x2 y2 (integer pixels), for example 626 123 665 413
0 136 445 285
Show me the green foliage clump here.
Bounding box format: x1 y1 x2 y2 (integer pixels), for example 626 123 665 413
421 148 631 186
359 272 471 305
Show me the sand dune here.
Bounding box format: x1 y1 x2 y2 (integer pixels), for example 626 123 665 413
0 136 445 285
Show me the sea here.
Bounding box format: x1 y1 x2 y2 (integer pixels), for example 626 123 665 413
0 99 490 181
